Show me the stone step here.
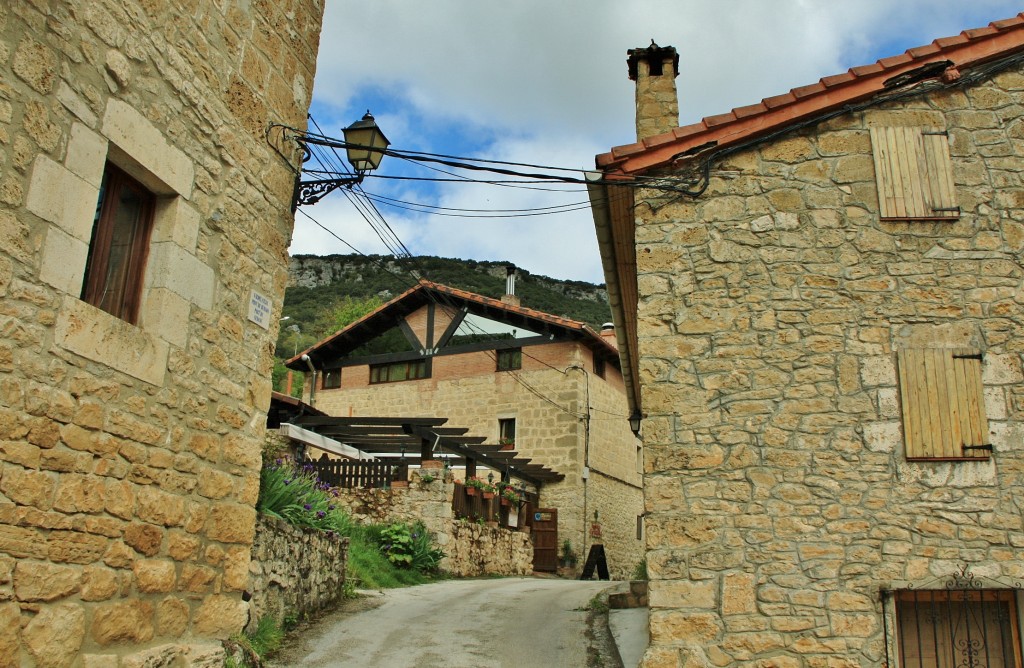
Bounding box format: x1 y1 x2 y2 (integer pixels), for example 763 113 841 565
608 580 648 609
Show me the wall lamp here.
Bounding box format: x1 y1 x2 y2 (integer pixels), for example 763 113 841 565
628 411 643 435
292 111 390 208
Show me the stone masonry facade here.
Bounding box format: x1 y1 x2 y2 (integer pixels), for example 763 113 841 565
1 1 323 665
315 307 644 580
636 66 1024 664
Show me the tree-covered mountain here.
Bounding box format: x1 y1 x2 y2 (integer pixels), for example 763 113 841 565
278 254 612 356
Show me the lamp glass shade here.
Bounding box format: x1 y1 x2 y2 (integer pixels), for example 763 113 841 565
343 112 390 172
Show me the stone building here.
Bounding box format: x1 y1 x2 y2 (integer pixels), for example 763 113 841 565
287 278 645 579
589 17 1024 667
1 1 323 665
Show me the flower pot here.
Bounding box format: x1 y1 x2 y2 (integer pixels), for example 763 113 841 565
483 492 494 499
500 498 509 507
466 487 477 496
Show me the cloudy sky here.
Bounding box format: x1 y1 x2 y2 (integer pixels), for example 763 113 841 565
291 1 1021 285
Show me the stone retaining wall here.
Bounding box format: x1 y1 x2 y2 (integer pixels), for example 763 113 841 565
332 469 532 576
246 516 349 633
447 521 533 577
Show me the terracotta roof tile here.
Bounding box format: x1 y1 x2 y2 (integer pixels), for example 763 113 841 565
792 82 826 98
643 130 679 148
907 44 941 58
992 17 1024 28
596 12 1024 175
673 122 709 139
849 63 884 76
704 112 737 127
762 92 796 109
934 35 969 47
965 27 998 38
732 102 768 119
820 72 855 87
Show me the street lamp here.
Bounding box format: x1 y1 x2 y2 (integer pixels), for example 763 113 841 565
293 111 390 207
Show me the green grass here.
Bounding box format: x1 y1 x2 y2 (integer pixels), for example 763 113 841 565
346 529 431 590
257 458 443 594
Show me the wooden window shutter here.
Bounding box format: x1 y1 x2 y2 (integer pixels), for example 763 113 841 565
896 348 989 460
870 127 959 220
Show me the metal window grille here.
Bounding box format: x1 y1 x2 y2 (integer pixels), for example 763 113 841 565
883 567 1023 668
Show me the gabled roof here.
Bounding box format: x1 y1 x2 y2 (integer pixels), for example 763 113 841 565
597 13 1024 176
285 279 618 369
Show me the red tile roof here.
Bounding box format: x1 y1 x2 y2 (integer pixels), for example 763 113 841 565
596 13 1024 175
286 279 618 368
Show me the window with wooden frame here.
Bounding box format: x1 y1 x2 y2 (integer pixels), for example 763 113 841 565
496 348 522 371
81 163 156 323
498 418 516 449
321 369 341 390
870 126 959 220
369 359 427 384
894 589 1022 667
896 348 990 460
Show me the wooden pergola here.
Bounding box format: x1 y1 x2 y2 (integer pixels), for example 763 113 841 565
288 415 564 487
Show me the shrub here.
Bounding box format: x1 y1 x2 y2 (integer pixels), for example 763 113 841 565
257 458 353 534
378 521 443 573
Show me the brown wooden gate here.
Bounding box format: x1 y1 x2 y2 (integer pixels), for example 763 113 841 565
532 508 558 572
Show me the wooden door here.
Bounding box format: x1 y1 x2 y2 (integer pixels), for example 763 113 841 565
532 508 558 572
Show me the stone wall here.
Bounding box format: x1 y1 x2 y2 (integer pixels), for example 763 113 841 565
447 521 533 577
0 1 324 665
247 516 349 632
636 65 1024 666
331 469 531 577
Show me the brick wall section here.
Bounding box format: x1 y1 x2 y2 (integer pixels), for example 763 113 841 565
0 1 323 665
636 67 1024 666
318 324 644 579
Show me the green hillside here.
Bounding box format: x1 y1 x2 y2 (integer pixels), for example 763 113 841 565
278 254 612 356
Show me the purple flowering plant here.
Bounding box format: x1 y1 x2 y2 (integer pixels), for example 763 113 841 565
257 456 352 533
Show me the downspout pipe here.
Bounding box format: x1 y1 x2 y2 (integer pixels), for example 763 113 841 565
301 354 317 407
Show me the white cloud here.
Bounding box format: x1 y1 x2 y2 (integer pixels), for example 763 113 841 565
292 0 1022 283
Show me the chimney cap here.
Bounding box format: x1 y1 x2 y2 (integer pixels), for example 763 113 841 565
601 322 615 331
627 42 679 81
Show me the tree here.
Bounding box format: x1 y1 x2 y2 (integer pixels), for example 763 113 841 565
310 295 385 339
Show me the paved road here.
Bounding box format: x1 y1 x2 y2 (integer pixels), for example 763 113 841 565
272 577 616 668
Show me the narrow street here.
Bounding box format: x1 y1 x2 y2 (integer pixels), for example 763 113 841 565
270 577 618 667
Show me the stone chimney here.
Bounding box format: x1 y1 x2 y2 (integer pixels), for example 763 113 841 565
627 42 680 141
501 265 520 307
599 322 617 348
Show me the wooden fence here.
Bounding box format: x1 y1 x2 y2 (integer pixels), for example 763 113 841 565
308 457 408 489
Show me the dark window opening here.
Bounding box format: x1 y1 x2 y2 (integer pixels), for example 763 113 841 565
497 348 522 371
81 163 156 324
594 355 606 379
498 418 516 449
369 359 427 384
322 369 341 389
